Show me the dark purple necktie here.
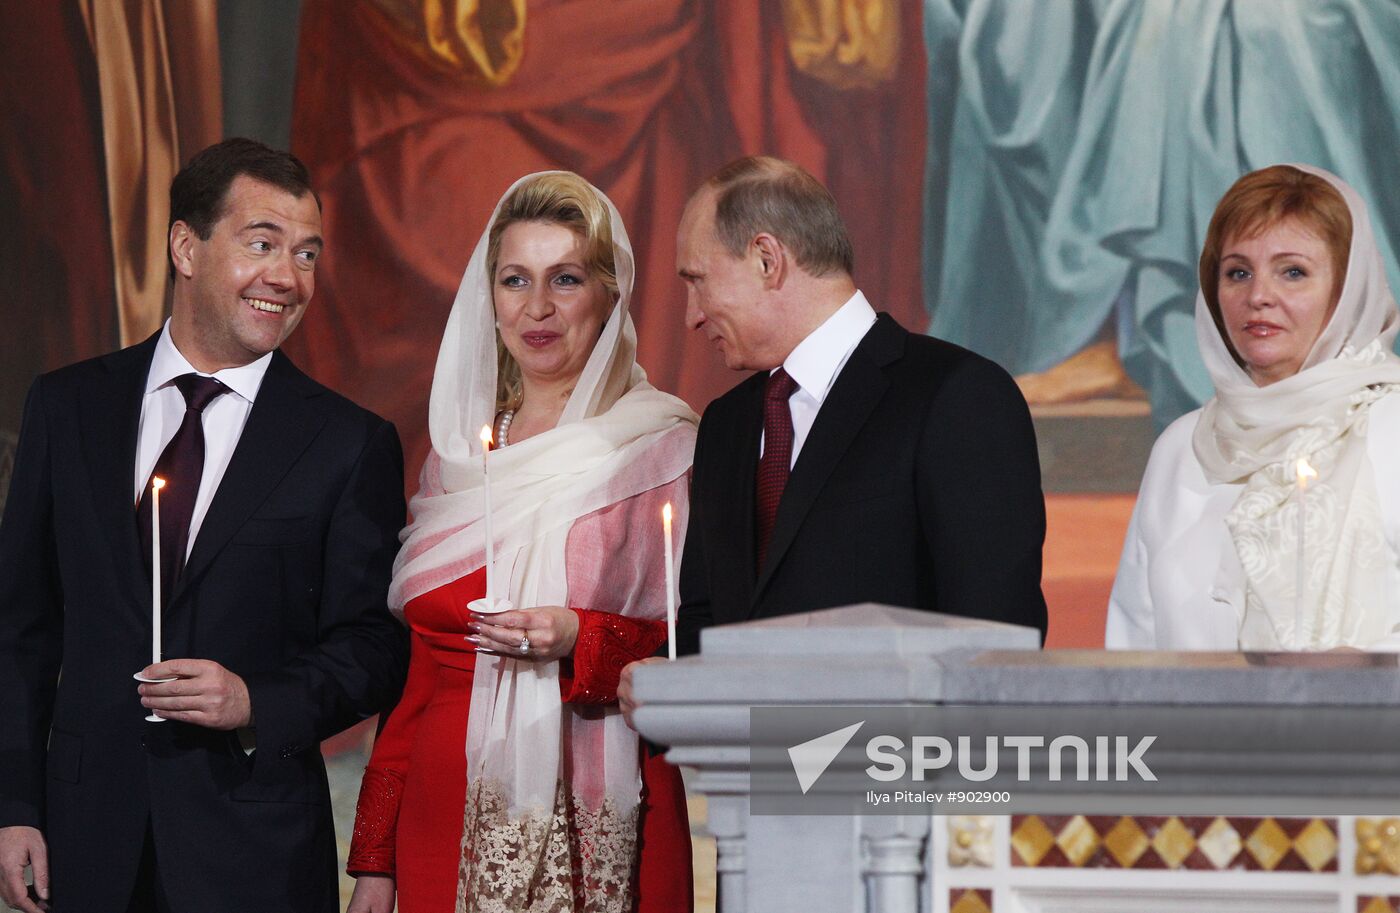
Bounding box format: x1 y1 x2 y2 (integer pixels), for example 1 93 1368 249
755 368 799 572
137 374 230 606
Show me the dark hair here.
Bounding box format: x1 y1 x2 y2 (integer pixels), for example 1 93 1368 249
168 137 319 277
704 156 854 277
1199 164 1352 360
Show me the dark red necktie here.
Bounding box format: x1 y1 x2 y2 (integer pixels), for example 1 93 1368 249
137 374 230 606
755 368 799 572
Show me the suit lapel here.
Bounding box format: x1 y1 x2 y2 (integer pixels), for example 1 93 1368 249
720 376 764 610
753 315 904 602
82 335 160 613
174 352 326 600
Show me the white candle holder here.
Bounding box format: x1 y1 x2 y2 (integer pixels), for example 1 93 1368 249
467 597 514 616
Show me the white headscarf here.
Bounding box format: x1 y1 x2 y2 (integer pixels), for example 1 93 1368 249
388 172 697 910
1192 164 1400 649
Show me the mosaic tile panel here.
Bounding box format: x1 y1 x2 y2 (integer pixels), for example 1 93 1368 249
1009 816 1337 871
949 888 992 913
1358 897 1400 913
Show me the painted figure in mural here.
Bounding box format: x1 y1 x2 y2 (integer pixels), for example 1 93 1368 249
286 0 729 480
0 1 222 444
924 0 1400 426
287 0 927 475
922 0 1140 405
346 173 696 913
1107 166 1400 651
0 139 409 912
620 156 1046 724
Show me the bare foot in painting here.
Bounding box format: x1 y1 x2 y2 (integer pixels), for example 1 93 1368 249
1015 340 1146 405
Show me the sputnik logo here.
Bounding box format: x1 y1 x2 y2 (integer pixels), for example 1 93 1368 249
788 721 865 794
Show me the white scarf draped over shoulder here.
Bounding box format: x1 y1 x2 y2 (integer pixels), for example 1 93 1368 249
388 173 697 911
1192 165 1400 650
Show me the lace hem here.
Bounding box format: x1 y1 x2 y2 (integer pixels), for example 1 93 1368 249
456 777 639 913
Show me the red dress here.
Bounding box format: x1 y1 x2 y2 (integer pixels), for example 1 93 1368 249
348 566 693 912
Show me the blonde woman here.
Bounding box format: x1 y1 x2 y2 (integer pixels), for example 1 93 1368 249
348 173 696 912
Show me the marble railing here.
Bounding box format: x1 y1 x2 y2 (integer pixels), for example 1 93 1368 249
632 605 1400 913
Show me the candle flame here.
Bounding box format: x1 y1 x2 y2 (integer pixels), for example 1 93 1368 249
662 502 673 524
480 425 493 448
151 477 166 491
1296 458 1318 487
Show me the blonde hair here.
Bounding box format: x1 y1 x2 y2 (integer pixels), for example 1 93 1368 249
1200 165 1352 363
486 172 619 411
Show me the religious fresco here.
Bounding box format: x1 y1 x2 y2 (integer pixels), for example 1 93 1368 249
283 0 926 472
4 0 1399 480
924 0 1400 428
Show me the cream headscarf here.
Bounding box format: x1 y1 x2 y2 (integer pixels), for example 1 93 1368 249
389 172 697 911
1192 164 1400 650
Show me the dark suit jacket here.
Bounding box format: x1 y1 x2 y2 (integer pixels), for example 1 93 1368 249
675 313 1046 654
0 335 409 913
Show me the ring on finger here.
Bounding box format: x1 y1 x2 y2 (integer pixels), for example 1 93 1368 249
518 632 531 655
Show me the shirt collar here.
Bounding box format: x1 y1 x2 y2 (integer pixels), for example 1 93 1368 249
780 290 878 403
146 320 273 404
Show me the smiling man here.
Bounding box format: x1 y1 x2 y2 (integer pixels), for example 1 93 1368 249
0 138 409 913
621 156 1048 725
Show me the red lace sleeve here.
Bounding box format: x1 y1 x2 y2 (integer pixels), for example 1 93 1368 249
347 766 405 875
560 608 667 704
347 628 439 876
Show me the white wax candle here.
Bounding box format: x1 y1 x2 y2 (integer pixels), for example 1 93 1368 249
480 426 495 610
150 476 165 666
663 502 676 661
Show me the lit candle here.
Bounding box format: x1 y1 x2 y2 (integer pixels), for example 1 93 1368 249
1295 457 1318 647
138 476 170 721
481 425 496 611
663 502 676 661
150 476 166 666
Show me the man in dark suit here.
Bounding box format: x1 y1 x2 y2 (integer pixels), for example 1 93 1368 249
621 156 1045 720
0 139 409 913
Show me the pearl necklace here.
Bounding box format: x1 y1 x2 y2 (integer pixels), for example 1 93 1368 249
495 409 516 448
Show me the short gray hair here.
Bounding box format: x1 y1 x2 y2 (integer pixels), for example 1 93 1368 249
705 156 853 277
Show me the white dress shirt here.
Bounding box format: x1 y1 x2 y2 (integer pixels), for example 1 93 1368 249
762 290 878 466
1106 394 1400 651
134 321 273 556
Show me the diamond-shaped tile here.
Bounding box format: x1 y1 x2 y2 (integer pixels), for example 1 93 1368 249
1150 816 1195 869
1130 846 1168 870
1358 897 1395 913
1011 816 1057 866
1103 817 1149 868
950 888 993 913
1196 817 1242 870
1055 815 1102 868
1293 819 1338 872
1085 814 1122 835
1246 818 1292 870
